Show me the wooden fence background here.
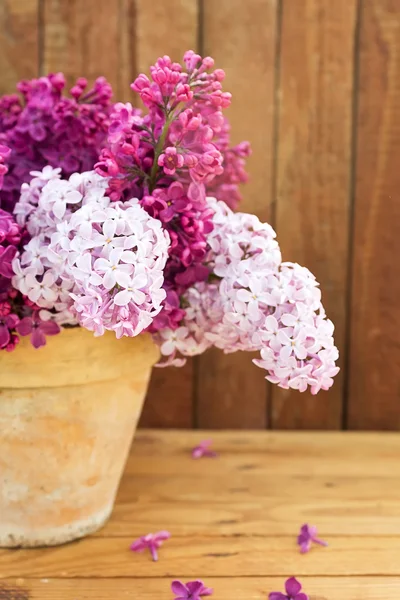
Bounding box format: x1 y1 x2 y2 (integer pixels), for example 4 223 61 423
1 0 399 430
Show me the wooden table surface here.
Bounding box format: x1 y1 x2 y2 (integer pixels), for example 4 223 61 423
1 430 400 599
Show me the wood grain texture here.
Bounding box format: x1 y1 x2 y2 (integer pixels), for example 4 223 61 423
196 0 278 429
1 536 400 577
0 430 399 596
138 0 198 428
42 0 122 91
347 0 400 429
271 0 358 429
0 0 38 94
1 578 400 600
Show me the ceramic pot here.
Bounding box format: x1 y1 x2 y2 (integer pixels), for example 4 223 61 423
0 328 158 547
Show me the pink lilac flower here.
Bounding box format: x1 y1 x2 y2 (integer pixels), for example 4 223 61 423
192 440 217 459
171 580 213 599
130 531 171 562
158 147 184 175
153 198 339 395
16 310 60 349
269 577 309 600
297 524 328 554
95 52 250 330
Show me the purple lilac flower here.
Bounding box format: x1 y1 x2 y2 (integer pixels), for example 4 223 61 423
269 577 309 600
130 531 171 562
0 144 10 190
16 311 60 349
95 52 250 331
0 302 19 349
297 524 328 553
192 440 217 459
0 73 113 213
171 580 213 600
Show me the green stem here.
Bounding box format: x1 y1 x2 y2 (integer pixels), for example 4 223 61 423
148 113 174 193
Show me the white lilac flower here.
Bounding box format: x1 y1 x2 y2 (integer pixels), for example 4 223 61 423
12 169 170 337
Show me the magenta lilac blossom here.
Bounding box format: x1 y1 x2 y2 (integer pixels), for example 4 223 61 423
297 524 328 554
95 52 250 325
0 144 10 190
269 577 309 600
0 73 112 213
0 51 339 395
130 531 171 562
192 440 217 459
16 311 60 349
171 580 213 600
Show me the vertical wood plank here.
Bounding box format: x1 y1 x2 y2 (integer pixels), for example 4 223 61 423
136 0 199 428
0 0 39 94
348 0 400 429
196 0 277 429
42 0 122 92
271 0 357 429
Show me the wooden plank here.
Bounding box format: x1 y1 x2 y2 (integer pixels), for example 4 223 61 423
123 430 400 477
348 1 400 429
130 429 400 455
1 536 400 577
116 472 400 503
103 495 400 537
272 0 357 428
140 363 194 428
0 577 399 600
42 0 122 91
196 0 278 428
0 0 38 94
135 0 198 428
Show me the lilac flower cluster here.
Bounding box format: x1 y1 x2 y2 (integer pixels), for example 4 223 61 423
95 52 250 328
0 73 113 349
0 73 112 213
154 199 339 394
0 148 25 350
0 50 339 397
12 168 170 338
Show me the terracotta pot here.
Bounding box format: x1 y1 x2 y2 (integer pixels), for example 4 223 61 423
0 328 158 547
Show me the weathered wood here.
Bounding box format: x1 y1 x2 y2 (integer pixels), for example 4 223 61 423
196 0 278 428
1 577 399 599
0 0 38 94
348 0 400 429
105 497 400 537
1 535 400 577
137 0 198 428
42 0 122 91
123 431 400 477
0 430 399 596
271 0 357 428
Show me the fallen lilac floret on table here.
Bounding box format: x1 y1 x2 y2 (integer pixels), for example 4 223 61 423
171 579 213 599
192 440 217 459
269 577 309 600
130 531 171 561
297 523 328 553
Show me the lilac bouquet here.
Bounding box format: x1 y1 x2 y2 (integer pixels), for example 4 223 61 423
0 51 339 394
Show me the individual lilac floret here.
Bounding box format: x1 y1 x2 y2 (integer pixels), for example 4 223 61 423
171 579 213 599
297 524 328 554
130 531 171 562
192 440 217 459
269 577 309 600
